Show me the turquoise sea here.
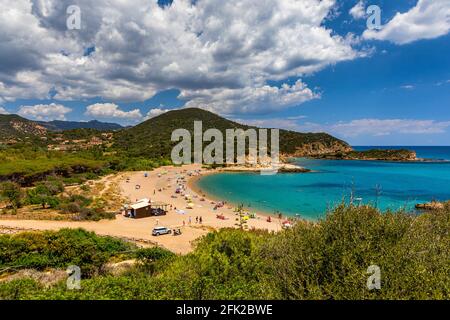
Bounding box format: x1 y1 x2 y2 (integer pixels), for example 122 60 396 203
196 147 450 220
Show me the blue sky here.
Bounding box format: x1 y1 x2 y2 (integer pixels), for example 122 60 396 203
1 0 449 145
254 32 450 145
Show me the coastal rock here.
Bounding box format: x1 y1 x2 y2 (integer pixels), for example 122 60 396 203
278 164 311 173
415 201 445 211
222 155 311 173
285 141 353 157
315 149 418 161
222 163 310 173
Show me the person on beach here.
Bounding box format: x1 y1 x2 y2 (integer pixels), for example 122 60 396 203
183 220 185 227
196 216 199 223
189 216 192 224
199 216 203 224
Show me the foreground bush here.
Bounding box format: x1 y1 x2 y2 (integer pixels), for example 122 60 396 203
57 194 115 221
263 204 450 299
0 205 449 300
0 229 135 277
152 229 276 299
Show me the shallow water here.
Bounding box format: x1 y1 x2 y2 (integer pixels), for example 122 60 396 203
196 147 450 220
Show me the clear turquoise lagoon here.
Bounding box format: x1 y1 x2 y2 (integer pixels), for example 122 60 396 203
196 147 450 220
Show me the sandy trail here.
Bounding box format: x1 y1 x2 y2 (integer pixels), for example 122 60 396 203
0 164 283 254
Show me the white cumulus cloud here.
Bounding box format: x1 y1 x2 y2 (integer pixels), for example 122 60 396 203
18 103 72 121
237 117 450 139
330 119 450 137
145 108 171 119
182 80 319 115
363 0 450 44
0 107 10 114
349 1 366 20
0 0 361 115
85 103 143 121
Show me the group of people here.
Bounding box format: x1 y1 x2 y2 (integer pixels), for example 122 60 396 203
182 216 203 226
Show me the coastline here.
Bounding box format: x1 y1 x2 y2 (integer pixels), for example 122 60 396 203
0 164 284 254
186 170 283 218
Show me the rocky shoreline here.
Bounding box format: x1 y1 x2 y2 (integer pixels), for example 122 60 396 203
415 201 446 211
311 149 419 162
221 163 311 173
203 147 444 174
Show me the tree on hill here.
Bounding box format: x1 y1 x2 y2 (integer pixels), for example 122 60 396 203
0 182 23 211
26 185 59 209
26 180 63 209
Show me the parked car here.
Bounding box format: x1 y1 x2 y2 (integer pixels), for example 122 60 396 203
151 208 167 216
152 227 172 236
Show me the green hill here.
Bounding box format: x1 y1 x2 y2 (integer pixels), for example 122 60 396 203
113 108 352 158
1 108 353 160
39 120 123 131
0 114 48 143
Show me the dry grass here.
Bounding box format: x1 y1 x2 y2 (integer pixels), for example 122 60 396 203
0 206 76 221
0 269 68 288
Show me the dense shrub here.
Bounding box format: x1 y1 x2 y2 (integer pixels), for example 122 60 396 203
55 194 115 221
26 181 63 209
0 279 41 300
75 208 116 221
0 144 171 187
0 229 134 277
0 181 23 209
0 205 449 300
262 204 450 300
152 229 276 300
134 247 176 275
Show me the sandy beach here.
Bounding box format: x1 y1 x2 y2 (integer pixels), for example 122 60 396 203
0 164 283 254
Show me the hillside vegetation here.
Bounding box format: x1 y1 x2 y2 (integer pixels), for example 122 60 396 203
0 115 48 143
1 204 448 300
0 143 171 186
0 145 108 185
1 110 351 160
0 109 351 183
38 120 123 131
0 229 135 277
317 149 418 161
114 108 352 158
